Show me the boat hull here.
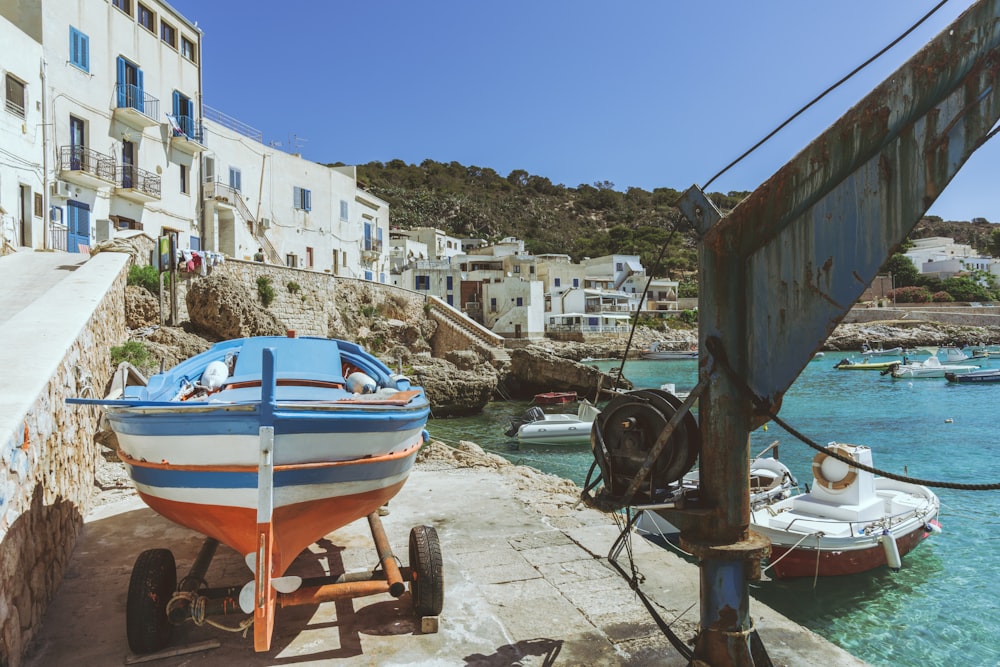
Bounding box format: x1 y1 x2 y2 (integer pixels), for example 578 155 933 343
125 441 420 576
761 522 932 578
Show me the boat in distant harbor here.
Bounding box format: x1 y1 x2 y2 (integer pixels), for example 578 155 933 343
859 343 903 357
640 341 698 360
945 367 1000 383
533 391 577 405
750 443 940 579
886 356 980 379
834 358 900 371
504 400 600 446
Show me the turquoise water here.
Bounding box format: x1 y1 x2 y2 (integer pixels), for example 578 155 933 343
426 354 1000 667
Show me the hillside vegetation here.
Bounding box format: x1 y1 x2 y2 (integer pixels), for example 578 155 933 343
347 158 993 291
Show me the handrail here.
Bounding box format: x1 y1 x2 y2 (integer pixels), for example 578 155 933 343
426 295 504 348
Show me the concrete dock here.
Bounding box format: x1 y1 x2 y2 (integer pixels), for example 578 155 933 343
23 444 868 666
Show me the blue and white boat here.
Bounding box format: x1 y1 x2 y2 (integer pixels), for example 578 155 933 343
70 334 432 651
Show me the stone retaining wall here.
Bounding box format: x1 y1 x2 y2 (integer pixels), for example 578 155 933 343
0 255 129 667
843 304 1000 327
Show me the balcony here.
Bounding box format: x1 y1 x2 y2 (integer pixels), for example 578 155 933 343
111 84 160 131
114 165 161 203
168 115 206 154
58 145 116 188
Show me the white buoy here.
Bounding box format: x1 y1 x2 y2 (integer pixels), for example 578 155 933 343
880 530 902 571
346 371 377 394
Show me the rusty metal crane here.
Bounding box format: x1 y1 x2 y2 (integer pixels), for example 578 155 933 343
661 2 1000 664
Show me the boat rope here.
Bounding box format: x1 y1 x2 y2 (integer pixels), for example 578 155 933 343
759 531 824 576
606 509 695 661
166 591 255 634
701 0 951 190
707 335 1000 491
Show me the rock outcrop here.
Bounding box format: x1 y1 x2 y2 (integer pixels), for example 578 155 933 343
409 356 499 417
185 273 288 339
824 321 1000 350
503 345 632 400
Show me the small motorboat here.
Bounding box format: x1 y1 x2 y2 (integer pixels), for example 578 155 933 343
945 367 1000 383
941 346 972 363
886 356 980 379
641 341 698 360
750 443 940 578
834 358 900 371
533 391 578 405
859 343 903 357
505 400 601 446
69 335 440 653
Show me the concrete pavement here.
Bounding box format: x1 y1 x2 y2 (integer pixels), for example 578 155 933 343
23 456 869 667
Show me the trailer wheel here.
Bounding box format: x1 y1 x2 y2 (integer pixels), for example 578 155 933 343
126 548 176 654
408 525 443 617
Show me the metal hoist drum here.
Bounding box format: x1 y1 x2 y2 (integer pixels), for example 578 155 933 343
592 389 700 504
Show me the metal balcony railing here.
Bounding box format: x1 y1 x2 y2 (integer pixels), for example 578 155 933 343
117 164 161 198
113 83 160 120
58 145 116 181
172 115 205 144
5 98 25 118
49 223 67 251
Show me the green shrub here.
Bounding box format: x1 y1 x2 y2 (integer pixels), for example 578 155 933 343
127 264 160 294
111 341 151 369
257 276 276 307
360 304 377 317
678 309 699 325
286 281 301 294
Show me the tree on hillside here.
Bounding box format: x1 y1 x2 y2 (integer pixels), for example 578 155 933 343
881 253 920 287
987 228 1000 257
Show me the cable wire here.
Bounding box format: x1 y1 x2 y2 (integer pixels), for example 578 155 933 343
702 0 952 190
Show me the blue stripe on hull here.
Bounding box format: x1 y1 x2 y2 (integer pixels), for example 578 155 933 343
107 404 430 437
127 452 415 490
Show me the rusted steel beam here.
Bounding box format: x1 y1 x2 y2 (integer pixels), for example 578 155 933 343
672 3 1000 665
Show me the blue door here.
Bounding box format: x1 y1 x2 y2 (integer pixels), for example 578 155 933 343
66 200 90 253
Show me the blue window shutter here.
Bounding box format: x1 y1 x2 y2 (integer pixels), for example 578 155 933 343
135 67 144 112
82 32 89 70
304 189 311 211
186 97 194 137
116 57 127 107
172 91 180 123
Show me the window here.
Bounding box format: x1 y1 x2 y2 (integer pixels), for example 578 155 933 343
190 236 200 251
516 297 524 306
171 91 194 137
490 298 497 313
112 0 132 15
69 27 90 72
179 164 188 194
33 193 43 217
446 276 453 290
339 200 348 221
306 247 314 268
137 4 154 31
285 254 298 268
365 270 373 281
229 167 241 192
363 221 372 250
554 277 561 287
415 275 430 290
160 21 176 48
616 262 623 271
513 265 520 274
446 295 453 306
181 36 197 62
5 74 25 118
572 278 579 287
293 186 312 211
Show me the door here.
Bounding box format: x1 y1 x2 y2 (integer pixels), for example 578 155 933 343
66 200 90 253
121 141 134 188
116 57 142 111
18 184 28 246
69 116 85 170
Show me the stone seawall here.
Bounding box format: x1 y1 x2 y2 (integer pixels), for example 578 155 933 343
173 261 431 338
842 304 1000 327
0 253 130 667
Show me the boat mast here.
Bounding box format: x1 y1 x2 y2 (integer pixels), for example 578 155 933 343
667 2 1000 664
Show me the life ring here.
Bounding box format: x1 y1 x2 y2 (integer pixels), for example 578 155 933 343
812 444 858 491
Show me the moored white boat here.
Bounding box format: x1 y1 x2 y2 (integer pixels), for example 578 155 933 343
887 356 979 379
859 344 903 357
945 367 1000 383
505 400 600 445
641 341 698 360
750 443 940 578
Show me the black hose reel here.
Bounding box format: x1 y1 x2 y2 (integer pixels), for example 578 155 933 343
592 389 700 505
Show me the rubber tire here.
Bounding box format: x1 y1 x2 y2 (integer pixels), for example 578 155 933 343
126 548 177 654
408 525 444 617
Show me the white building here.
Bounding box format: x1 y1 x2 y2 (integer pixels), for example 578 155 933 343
1 7 44 249
201 112 389 278
904 237 977 270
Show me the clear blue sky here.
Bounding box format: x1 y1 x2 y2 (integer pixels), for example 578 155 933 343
168 0 997 222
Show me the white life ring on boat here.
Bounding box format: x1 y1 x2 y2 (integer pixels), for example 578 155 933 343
812 443 858 491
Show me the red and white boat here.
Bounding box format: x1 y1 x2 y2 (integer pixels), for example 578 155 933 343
751 443 941 578
533 391 578 404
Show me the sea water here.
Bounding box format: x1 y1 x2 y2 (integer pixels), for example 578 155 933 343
426 354 1000 667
